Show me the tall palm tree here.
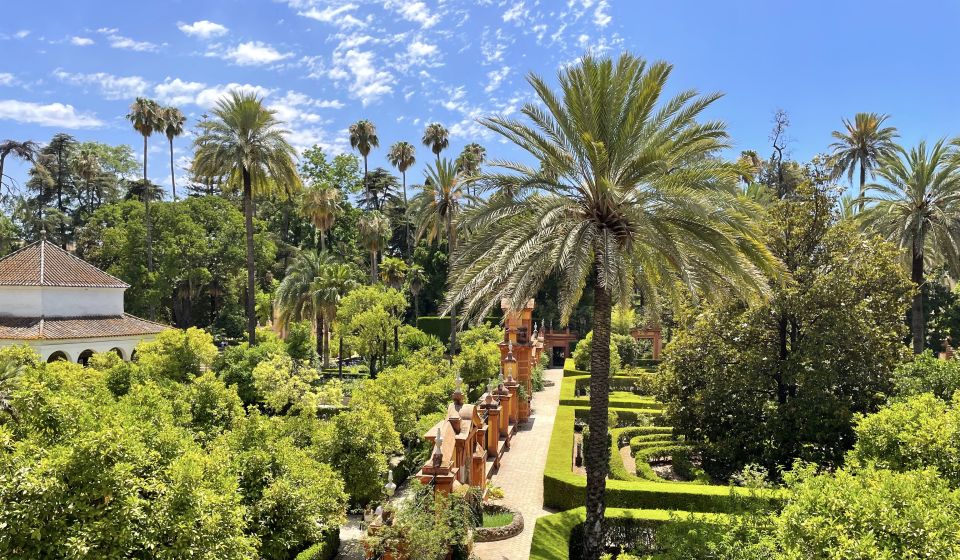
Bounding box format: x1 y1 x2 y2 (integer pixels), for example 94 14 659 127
387 141 416 256
455 142 485 176
0 140 38 194
406 263 426 320
126 97 161 277
379 256 408 289
349 120 379 194
312 261 359 368
446 54 775 560
829 112 899 211
160 106 186 200
193 91 301 345
71 146 100 215
358 210 391 284
301 183 340 251
860 139 960 354
421 123 449 165
410 158 471 356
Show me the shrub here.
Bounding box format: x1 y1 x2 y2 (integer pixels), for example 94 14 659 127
893 350 960 400
399 325 445 355
136 327 218 382
454 339 500 395
572 331 620 373
847 392 960 486
252 354 342 416
214 329 288 406
612 334 651 367
458 323 504 347
285 320 318 363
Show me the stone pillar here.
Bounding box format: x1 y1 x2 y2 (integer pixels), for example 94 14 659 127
505 374 520 426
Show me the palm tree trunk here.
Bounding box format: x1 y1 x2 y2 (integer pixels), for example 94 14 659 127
582 280 612 560
402 170 410 258
169 138 177 201
320 229 326 252
243 167 257 346
413 290 420 321
0 154 6 194
323 320 331 369
338 335 344 378
370 251 377 284
912 245 925 354
858 163 867 213
316 313 324 360
448 215 457 357
143 135 156 320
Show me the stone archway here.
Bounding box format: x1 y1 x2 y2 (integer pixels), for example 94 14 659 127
77 349 95 367
47 350 70 363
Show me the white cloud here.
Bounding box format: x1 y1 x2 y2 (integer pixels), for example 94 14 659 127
53 69 149 100
178 20 229 39
0 73 15 86
327 44 394 105
222 41 293 65
480 27 511 64
299 4 366 28
485 66 510 93
14 30 30 39
503 1 527 23
195 83 274 108
0 100 102 128
70 36 94 46
594 0 611 27
155 78 207 105
97 28 158 52
385 0 441 28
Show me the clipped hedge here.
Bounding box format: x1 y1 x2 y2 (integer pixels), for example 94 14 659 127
560 375 665 411
544 406 767 513
610 426 674 482
416 316 499 345
529 507 719 560
294 529 340 560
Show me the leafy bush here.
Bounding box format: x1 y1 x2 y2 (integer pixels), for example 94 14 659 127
285 320 318 363
214 329 288 406
892 350 960 400
612 334 651 367
454 339 501 395
136 327 219 382
252 354 342 416
399 325 445 355
847 392 960 486
571 330 620 373
458 323 504 347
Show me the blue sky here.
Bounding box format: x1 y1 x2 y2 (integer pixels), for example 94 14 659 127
2 0 960 196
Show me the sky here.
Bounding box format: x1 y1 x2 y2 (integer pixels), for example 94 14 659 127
1 0 960 196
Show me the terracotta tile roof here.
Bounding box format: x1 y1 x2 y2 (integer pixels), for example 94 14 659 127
0 240 129 288
0 314 167 340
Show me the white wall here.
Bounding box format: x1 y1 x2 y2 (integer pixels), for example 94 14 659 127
0 333 159 363
0 286 124 318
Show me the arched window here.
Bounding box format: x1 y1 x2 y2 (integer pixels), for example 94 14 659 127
109 347 125 360
78 349 95 367
47 351 69 363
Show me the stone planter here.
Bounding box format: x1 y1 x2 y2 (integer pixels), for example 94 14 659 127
474 503 524 543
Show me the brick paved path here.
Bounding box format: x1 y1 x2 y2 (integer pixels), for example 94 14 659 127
474 367 564 560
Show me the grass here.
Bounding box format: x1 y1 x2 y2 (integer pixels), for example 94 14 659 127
481 511 515 528
559 375 666 410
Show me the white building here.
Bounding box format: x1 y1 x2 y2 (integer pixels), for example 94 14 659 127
0 237 166 363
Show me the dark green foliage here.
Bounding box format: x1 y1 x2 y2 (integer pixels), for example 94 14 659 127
294 529 340 560
892 350 960 400
416 315 499 345
214 329 288 406
660 184 912 480
285 321 318 363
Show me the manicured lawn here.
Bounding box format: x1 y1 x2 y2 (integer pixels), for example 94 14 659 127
481 511 514 528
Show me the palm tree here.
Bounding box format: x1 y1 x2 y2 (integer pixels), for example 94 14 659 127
313 261 359 368
446 54 775 560
349 120 379 194
0 140 38 194
421 123 449 165
193 91 301 345
736 149 762 185
860 139 960 354
410 158 471 356
406 263 426 320
829 112 899 211
456 142 485 176
358 210 391 284
160 106 186 200
301 183 340 251
0 355 24 422
71 146 100 215
379 256 408 289
126 97 161 278
387 141 416 256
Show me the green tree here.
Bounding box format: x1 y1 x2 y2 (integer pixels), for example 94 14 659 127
358 210 391 284
301 183 340 251
410 158 470 356
861 139 960 353
192 91 301 345
276 249 332 357
349 119 379 194
337 285 407 378
160 106 186 200
379 255 408 289
406 263 427 320
421 122 449 164
892 350 960 400
660 184 912 479
387 140 417 256
828 112 898 209
0 139 38 194
136 327 219 383
446 54 776 559
126 97 161 278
